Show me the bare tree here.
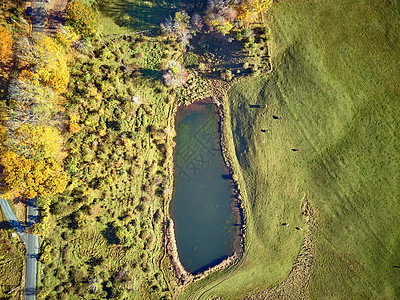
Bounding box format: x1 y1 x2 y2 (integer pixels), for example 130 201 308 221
7 78 56 130
162 60 189 88
161 11 192 46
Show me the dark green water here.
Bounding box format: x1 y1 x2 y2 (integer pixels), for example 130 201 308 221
170 101 236 274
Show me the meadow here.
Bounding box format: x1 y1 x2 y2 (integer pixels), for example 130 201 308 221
0 216 25 299
179 0 400 298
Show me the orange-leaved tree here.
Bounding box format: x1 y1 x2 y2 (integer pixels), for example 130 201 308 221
0 25 13 66
0 25 14 84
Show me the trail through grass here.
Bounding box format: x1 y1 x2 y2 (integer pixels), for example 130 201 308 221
179 0 400 298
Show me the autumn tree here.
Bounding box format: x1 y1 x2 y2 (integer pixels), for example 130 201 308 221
0 25 13 66
0 25 14 85
206 0 237 35
237 0 273 22
161 11 192 46
5 124 63 159
0 151 68 199
0 125 68 199
16 34 70 93
206 0 273 34
66 1 99 37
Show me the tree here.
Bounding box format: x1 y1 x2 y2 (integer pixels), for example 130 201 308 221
65 1 99 37
0 25 14 84
162 60 188 88
16 34 70 93
161 11 192 46
116 226 134 247
0 124 68 199
0 151 69 199
206 0 237 35
237 0 273 22
7 78 57 130
5 124 63 160
69 113 81 133
0 25 13 66
206 0 273 33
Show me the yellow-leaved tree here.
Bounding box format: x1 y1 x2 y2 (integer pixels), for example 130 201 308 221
237 0 273 22
0 124 69 199
16 33 69 93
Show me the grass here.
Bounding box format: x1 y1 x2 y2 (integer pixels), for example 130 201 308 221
178 0 400 298
0 217 25 299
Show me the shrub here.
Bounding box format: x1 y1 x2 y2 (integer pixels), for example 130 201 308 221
184 52 198 67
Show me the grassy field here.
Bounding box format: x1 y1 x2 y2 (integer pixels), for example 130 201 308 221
179 0 400 298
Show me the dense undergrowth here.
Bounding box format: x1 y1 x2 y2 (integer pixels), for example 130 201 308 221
37 36 181 299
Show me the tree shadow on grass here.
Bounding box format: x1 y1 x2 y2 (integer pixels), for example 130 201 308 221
140 68 162 81
0 221 13 231
102 222 120 244
99 0 207 32
99 0 180 31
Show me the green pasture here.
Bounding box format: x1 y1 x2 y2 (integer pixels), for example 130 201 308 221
179 0 400 298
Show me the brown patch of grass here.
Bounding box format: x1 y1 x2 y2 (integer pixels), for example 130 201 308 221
246 199 317 300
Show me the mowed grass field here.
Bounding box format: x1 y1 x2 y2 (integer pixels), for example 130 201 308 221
180 0 400 298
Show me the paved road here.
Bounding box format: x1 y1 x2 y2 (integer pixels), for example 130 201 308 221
0 197 39 300
25 198 39 300
0 199 27 242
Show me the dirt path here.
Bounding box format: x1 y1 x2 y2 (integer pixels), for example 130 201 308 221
44 0 67 35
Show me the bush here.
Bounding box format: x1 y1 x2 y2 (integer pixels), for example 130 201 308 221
184 52 198 67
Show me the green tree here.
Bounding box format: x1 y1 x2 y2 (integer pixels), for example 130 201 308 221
66 1 99 37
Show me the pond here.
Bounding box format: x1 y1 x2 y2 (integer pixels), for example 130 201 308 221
170 100 239 274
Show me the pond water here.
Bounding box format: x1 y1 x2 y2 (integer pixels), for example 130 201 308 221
170 100 237 274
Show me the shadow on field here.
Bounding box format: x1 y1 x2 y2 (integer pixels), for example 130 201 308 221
102 222 120 244
99 0 207 31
